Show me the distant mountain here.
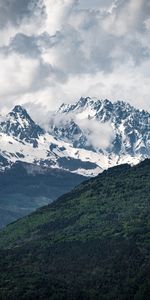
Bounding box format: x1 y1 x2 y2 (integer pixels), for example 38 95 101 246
0 159 149 299
0 98 149 177
0 161 85 228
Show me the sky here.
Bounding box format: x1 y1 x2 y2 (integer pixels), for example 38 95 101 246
0 0 150 119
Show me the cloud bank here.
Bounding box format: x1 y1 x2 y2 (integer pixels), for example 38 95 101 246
0 0 149 116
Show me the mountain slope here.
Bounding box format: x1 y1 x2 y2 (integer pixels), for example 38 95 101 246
0 162 85 228
0 159 149 299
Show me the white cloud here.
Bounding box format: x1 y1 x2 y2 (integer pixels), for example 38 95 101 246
103 0 145 36
44 0 76 35
0 53 39 97
79 0 113 10
0 0 46 46
76 118 115 149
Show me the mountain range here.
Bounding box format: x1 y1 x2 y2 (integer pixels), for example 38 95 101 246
0 97 150 177
0 159 149 299
0 98 149 298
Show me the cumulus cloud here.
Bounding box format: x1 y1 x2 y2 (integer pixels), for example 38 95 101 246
0 53 39 96
0 0 46 46
0 0 149 115
103 0 145 36
44 0 77 35
0 0 45 29
77 118 115 149
79 0 113 10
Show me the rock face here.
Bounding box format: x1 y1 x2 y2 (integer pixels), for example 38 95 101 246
0 98 149 176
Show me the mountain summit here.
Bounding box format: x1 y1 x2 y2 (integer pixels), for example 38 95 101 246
0 105 44 146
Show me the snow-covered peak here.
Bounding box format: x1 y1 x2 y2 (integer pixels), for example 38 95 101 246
57 97 150 123
58 97 147 119
11 105 28 114
0 105 44 146
8 105 33 127
55 97 150 156
58 97 94 114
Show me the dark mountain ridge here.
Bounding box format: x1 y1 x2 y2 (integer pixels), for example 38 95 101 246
0 161 85 228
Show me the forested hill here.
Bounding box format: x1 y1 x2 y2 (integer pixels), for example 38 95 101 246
0 159 150 299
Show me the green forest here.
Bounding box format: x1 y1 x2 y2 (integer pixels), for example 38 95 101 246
0 160 150 299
